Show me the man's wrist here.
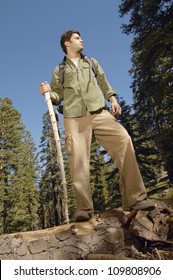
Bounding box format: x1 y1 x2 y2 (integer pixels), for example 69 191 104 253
50 92 57 102
109 95 118 103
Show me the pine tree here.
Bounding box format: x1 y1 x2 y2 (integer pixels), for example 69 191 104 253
90 138 108 212
0 98 39 233
118 98 161 186
9 130 40 232
104 156 121 209
119 0 173 183
38 112 65 227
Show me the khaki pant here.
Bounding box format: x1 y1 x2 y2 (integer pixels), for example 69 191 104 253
64 109 147 211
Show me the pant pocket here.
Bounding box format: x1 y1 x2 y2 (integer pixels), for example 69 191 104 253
65 131 72 155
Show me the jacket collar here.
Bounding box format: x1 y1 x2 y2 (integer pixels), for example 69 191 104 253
63 53 85 62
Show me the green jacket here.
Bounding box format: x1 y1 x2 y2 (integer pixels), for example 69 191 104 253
50 55 116 117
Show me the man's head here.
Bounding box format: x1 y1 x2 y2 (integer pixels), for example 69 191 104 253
60 30 83 54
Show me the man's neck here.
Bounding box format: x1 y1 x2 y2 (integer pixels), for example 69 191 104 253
67 51 81 59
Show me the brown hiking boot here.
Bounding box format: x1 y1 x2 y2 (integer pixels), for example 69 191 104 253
75 210 93 222
123 199 155 211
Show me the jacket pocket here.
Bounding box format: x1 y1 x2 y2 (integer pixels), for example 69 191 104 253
63 68 77 88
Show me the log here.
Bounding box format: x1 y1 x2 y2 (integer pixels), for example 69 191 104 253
0 203 173 260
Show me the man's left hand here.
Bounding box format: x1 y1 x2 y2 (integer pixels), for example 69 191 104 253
109 96 122 116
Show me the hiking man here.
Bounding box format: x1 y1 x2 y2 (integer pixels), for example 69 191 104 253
40 30 155 222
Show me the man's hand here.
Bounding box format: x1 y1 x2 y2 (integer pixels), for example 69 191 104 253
109 96 122 116
39 81 57 102
39 81 51 96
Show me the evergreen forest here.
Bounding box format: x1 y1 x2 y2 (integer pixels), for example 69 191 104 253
0 0 173 234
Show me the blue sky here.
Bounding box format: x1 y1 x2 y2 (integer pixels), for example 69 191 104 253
0 0 133 149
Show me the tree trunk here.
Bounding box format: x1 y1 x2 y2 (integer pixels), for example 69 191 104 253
0 200 173 260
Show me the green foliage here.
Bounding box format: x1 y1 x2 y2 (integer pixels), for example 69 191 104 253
104 158 121 209
90 139 108 211
119 0 173 184
0 98 39 234
38 112 77 226
38 112 64 227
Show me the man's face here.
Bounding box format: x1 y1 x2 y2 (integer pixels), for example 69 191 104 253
65 33 84 53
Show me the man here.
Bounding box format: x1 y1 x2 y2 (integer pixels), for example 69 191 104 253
40 30 155 222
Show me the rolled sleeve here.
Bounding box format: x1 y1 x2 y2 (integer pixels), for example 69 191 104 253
50 66 64 105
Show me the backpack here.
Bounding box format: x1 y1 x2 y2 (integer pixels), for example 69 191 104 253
57 54 97 114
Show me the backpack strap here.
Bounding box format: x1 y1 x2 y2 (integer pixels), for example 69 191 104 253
58 58 66 86
83 55 97 79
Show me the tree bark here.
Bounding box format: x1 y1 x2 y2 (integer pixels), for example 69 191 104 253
0 201 173 260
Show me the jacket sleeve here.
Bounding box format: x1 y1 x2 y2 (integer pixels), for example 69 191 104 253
91 58 116 101
50 66 64 105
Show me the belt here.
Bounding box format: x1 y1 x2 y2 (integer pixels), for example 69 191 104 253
90 107 106 115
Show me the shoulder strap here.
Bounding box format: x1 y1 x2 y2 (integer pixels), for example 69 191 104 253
84 55 97 77
58 61 65 85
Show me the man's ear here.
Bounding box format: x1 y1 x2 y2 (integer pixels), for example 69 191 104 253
65 41 70 48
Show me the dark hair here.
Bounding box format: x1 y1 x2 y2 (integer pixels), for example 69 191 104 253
60 30 81 54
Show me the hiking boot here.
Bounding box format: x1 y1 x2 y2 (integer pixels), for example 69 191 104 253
75 210 92 222
123 199 155 211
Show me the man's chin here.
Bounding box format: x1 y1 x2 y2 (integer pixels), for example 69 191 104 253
77 47 83 54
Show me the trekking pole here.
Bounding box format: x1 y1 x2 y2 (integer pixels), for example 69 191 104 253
44 91 69 224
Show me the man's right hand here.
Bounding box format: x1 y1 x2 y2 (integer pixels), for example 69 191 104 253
39 81 51 96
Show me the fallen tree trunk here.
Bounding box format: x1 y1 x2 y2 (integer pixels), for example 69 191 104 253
0 202 173 260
